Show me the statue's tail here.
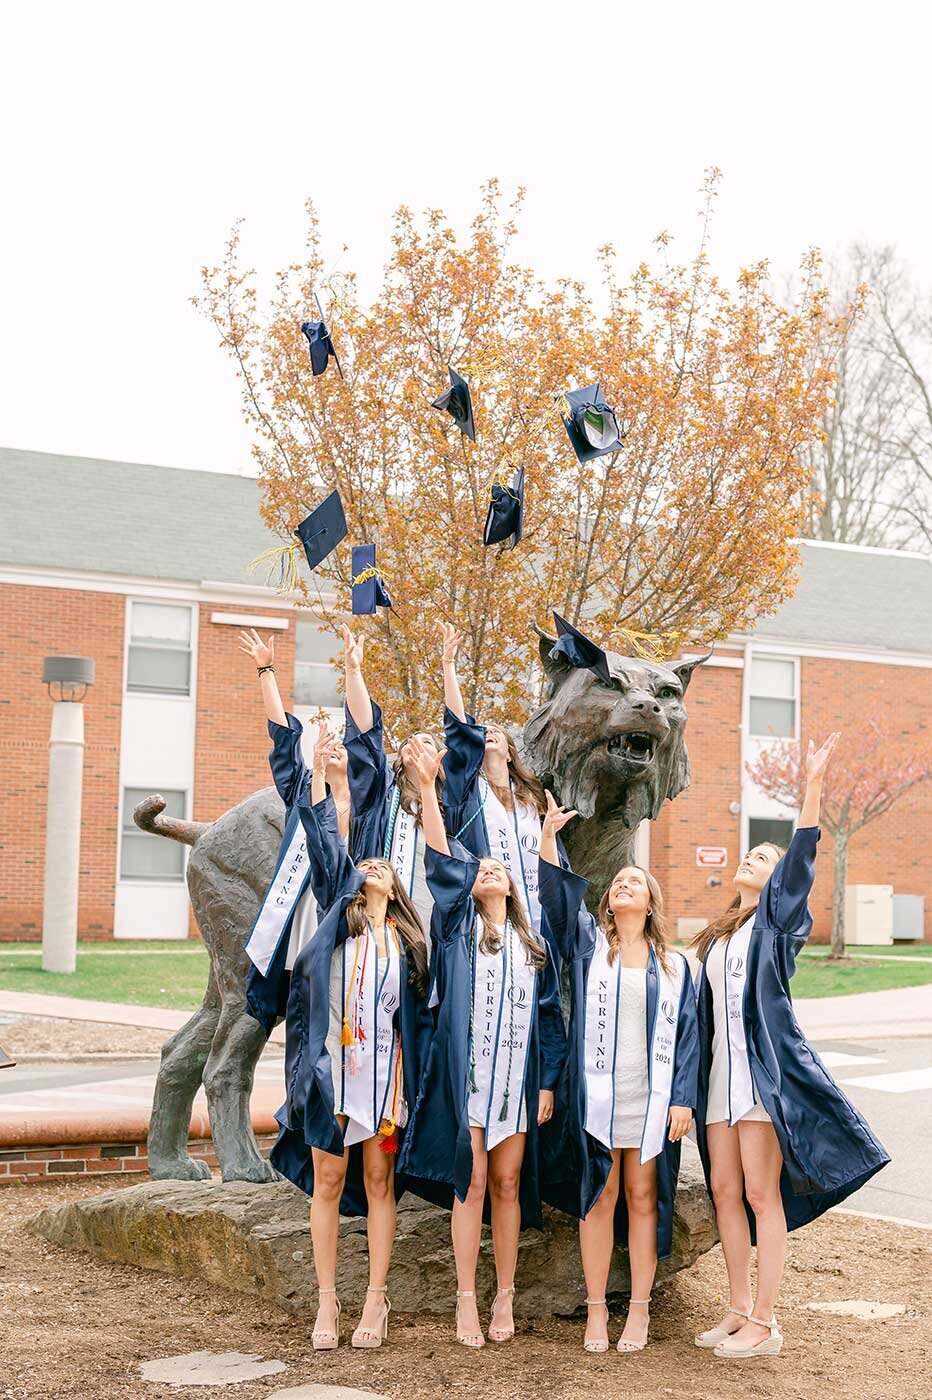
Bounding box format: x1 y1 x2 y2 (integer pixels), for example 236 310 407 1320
133 794 208 847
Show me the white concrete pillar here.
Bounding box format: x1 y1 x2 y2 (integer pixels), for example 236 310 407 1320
41 700 85 974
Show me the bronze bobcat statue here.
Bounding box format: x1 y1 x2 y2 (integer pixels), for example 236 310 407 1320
136 630 705 1181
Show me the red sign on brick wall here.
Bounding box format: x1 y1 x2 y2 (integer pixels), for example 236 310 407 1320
696 846 728 867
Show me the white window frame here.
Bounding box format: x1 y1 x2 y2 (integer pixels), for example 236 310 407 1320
124 599 197 700
740 645 801 857
747 653 799 741
118 785 190 884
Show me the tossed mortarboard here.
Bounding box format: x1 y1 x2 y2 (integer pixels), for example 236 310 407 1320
483 466 525 549
557 383 624 463
351 543 393 615
431 366 476 441
300 294 344 379
551 611 612 684
295 489 348 571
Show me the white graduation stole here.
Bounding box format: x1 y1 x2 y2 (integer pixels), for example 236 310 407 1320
480 778 543 935
582 933 685 1162
470 919 538 1150
722 921 756 1125
639 952 686 1163
245 817 314 978
386 787 418 898
339 925 403 1148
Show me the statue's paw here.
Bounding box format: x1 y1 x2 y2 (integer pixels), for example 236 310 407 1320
148 1154 213 1182
221 1156 280 1185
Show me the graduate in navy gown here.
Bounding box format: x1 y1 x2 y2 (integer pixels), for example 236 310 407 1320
339 624 446 934
538 793 698 1354
398 736 567 1349
691 733 890 1360
270 727 433 1353
237 628 350 1034
439 622 564 931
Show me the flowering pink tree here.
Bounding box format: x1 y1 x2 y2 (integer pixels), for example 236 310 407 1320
746 724 932 956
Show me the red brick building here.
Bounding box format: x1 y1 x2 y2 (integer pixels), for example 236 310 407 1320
1 448 930 943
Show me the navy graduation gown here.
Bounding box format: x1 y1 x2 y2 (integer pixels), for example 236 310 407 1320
342 700 397 862
398 842 568 1230
537 860 698 1260
694 825 890 1237
270 793 434 1217
245 713 318 1035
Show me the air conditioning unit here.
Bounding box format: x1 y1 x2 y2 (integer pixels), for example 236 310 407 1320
893 894 925 943
845 885 894 946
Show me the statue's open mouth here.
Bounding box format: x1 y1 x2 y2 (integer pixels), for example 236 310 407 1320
607 731 656 764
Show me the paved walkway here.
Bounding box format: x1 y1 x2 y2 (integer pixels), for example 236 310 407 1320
795 983 932 1041
0 989 285 1042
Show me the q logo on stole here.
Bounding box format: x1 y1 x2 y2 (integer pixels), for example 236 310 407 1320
726 956 744 978
507 985 528 1008
660 997 677 1025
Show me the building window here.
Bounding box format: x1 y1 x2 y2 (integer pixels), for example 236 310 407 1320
120 788 187 881
294 618 341 708
126 602 193 696
748 816 795 852
748 656 796 738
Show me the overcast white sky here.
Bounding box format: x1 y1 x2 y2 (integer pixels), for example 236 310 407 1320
2 1 929 476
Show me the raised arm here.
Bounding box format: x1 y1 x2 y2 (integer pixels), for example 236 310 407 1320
407 734 450 855
763 732 839 937
238 628 287 728
441 622 468 722
301 791 363 914
342 624 373 735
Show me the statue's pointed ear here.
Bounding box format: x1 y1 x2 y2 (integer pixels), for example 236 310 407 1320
534 622 571 692
672 646 713 695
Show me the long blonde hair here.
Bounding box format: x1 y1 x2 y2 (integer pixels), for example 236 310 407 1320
690 842 785 962
596 865 671 973
346 863 429 997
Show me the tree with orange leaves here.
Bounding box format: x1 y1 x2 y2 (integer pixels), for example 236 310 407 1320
196 173 852 740
746 725 932 956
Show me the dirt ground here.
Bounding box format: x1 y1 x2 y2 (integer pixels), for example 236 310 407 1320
1 1176 930 1400
0 1017 170 1060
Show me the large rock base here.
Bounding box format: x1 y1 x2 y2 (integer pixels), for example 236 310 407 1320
28 1157 716 1318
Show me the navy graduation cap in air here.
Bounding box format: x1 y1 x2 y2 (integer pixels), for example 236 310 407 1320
351 543 393 615
483 465 525 549
558 382 624 463
295 489 348 571
300 294 343 379
431 365 476 441
550 611 612 684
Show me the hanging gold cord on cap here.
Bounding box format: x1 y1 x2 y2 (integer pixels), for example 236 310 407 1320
247 543 303 595
350 565 380 587
608 627 688 663
487 467 518 501
554 392 572 420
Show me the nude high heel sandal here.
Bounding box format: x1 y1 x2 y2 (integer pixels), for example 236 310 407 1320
695 1304 750 1348
351 1285 391 1348
488 1284 516 1342
455 1290 486 1349
583 1298 609 1353
617 1298 650 1353
312 1287 341 1351
713 1314 783 1358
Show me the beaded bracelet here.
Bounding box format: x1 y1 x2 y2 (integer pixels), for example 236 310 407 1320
257 665 275 675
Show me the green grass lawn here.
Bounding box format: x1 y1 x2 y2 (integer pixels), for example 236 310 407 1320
791 956 932 999
0 949 210 1011
1 939 204 953
799 943 932 959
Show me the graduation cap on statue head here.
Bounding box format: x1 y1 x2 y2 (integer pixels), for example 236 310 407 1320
550 611 612 684
483 466 525 549
557 382 625 463
300 294 344 379
351 543 393 615
431 365 476 441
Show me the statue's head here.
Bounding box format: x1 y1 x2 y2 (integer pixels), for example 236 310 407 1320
523 629 707 828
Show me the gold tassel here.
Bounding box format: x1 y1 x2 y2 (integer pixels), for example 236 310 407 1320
350 566 379 587
609 627 687 664
554 392 572 420
247 543 303 595
487 468 518 501
341 1016 353 1047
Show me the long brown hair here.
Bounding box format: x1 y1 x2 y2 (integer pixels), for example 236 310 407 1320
474 865 546 971
486 730 548 816
596 865 671 973
391 737 445 819
346 862 429 997
690 842 785 962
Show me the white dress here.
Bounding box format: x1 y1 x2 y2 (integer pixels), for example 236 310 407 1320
705 936 771 1126
325 926 404 1147
614 967 650 1148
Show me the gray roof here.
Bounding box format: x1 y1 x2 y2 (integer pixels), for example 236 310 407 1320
0 446 281 588
748 541 932 657
1 448 930 654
